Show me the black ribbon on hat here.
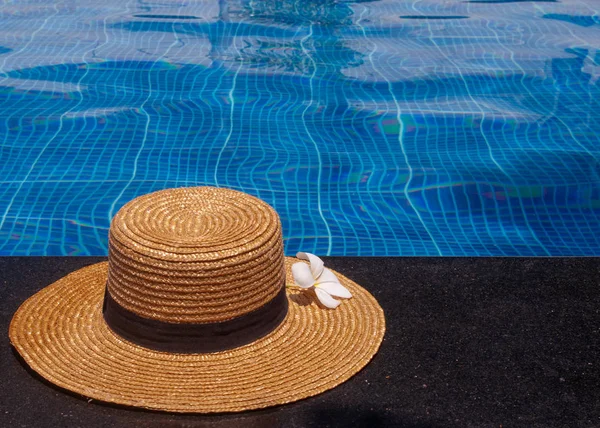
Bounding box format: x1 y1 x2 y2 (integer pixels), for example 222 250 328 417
102 286 288 353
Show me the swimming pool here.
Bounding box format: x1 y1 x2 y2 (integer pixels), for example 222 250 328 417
0 0 599 256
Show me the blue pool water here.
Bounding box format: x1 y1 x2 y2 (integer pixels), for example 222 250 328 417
0 0 599 256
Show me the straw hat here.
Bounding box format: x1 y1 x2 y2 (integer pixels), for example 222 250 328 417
9 187 385 413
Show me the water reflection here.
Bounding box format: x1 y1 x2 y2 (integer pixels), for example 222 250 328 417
133 14 201 20
543 14 600 28
466 0 557 3
399 16 469 20
0 0 599 255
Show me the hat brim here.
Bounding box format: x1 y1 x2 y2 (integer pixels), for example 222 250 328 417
9 258 385 413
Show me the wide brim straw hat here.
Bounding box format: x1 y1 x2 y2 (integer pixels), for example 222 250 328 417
9 187 385 413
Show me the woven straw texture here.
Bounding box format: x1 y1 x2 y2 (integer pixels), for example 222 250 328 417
9 187 385 413
10 260 385 412
106 187 285 323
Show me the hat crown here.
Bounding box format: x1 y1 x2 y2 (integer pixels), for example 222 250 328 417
106 187 286 324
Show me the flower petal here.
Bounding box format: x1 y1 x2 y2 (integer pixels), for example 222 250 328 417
316 279 352 299
291 262 315 288
317 267 341 284
314 287 341 309
296 252 324 279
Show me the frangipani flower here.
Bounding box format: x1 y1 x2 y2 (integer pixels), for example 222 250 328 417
291 252 352 309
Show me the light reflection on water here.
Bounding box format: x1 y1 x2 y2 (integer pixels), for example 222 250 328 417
0 0 598 255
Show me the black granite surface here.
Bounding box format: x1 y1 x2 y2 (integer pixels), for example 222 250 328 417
1 257 599 427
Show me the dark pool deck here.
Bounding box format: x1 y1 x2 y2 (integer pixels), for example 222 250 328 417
1 257 599 427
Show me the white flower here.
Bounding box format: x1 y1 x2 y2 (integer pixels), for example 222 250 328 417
291 252 352 309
